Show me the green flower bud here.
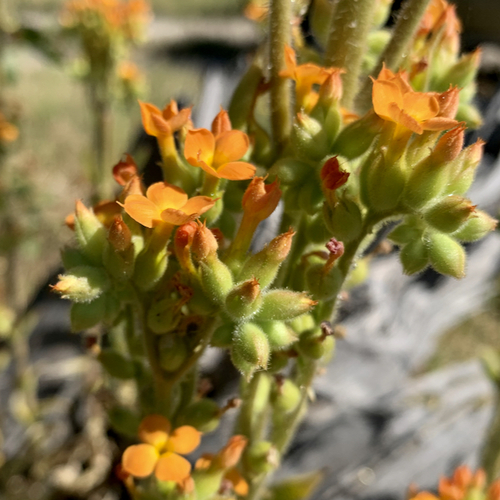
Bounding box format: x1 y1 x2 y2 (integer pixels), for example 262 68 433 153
272 378 301 414
331 111 383 159
103 243 135 281
133 245 168 291
159 334 188 372
231 344 258 380
299 179 324 216
225 278 262 320
74 200 107 265
399 239 429 275
147 297 181 334
238 230 294 289
181 399 220 433
254 290 317 322
289 313 316 334
291 113 329 162
446 139 484 196
267 351 290 373
272 158 312 186
424 231 465 279
306 214 331 243
424 196 476 233
211 322 235 348
70 295 107 331
438 49 481 90
98 349 135 379
244 441 279 475
200 259 234 305
298 328 335 360
456 102 482 129
53 266 110 303
269 471 324 500
259 320 297 350
232 322 270 374
108 406 140 437
192 470 225 500
452 210 498 242
388 219 424 245
323 198 363 243
305 264 343 301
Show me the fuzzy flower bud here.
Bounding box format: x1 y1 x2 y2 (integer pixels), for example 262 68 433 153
424 231 465 279
242 177 282 223
217 435 248 469
112 153 138 186
174 222 197 273
424 196 476 233
441 49 481 89
225 278 262 320
446 138 484 195
254 290 317 321
434 86 460 120
452 210 498 242
232 322 270 377
74 200 107 265
430 124 465 165
108 216 132 251
192 222 219 262
211 108 232 137
291 113 330 161
53 266 110 303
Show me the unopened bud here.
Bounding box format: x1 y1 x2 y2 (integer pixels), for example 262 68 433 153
113 153 138 186
441 49 481 89
254 290 317 321
306 263 343 301
298 327 335 359
53 266 110 303
242 177 282 223
323 198 363 243
452 210 497 242
259 320 297 350
289 313 316 334
217 435 248 469
456 102 482 129
174 222 197 272
446 139 484 196
181 399 221 433
211 322 235 348
147 297 181 334
291 113 330 161
108 216 132 251
211 108 232 137
238 230 295 288
424 196 476 233
267 351 290 373
244 441 279 475
192 222 219 262
273 158 311 186
399 238 429 275
388 218 424 245
299 179 324 215
225 278 262 319
232 322 270 373
200 259 234 305
424 231 465 279
133 245 169 291
74 200 107 265
431 125 465 165
435 86 460 120
272 377 301 413
159 334 188 372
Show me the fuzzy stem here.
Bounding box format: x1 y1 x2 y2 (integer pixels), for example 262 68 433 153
355 0 432 113
324 0 377 109
269 0 292 155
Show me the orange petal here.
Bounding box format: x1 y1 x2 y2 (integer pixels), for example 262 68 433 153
138 414 171 449
213 130 249 167
195 454 214 470
162 100 179 120
123 195 160 228
139 101 163 137
168 426 201 455
387 103 423 134
390 72 413 94
372 79 404 121
168 106 192 132
216 161 256 180
281 44 297 78
402 92 439 122
211 108 232 137
184 129 215 167
181 196 216 216
422 116 459 131
161 208 197 225
146 182 188 211
122 444 159 478
155 452 192 482
197 160 221 178
295 64 331 90
225 468 249 496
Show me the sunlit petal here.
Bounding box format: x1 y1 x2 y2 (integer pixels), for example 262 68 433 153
181 196 216 216
168 426 201 455
138 414 171 449
139 101 163 137
184 129 215 167
372 79 403 120
402 92 439 122
147 182 188 211
161 208 197 225
217 161 256 180
123 195 160 228
122 444 159 478
155 452 192 482
213 130 249 167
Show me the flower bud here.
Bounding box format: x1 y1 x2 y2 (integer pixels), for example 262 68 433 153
254 290 317 321
238 230 295 288
242 177 282 223
181 399 221 433
108 216 132 251
388 219 424 245
331 111 384 159
323 198 363 243
446 139 484 196
174 222 197 273
158 334 188 372
98 349 135 379
272 378 301 414
291 113 330 162
232 322 270 376
399 239 429 275
103 217 135 280
440 49 481 89
225 278 262 320
192 222 219 262
211 322 235 348
435 86 460 120
199 259 234 305
272 158 311 186
267 351 290 373
424 231 465 279
244 441 279 475
306 263 343 301
259 320 297 350
147 297 181 334
53 266 110 303
456 102 482 129
289 313 316 334
452 210 498 242
431 125 465 165
298 327 335 360
211 108 232 137
306 214 331 244
217 435 248 469
320 157 350 193
74 200 107 265
424 196 476 233
113 153 138 186
310 72 343 140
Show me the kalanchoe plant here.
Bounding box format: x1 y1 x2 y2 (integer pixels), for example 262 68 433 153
53 0 498 499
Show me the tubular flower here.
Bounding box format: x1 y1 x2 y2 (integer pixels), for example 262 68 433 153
123 182 215 228
184 109 256 181
372 65 458 137
121 415 201 483
139 100 192 139
280 45 344 112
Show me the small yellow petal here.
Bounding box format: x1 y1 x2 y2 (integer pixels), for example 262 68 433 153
184 129 215 167
122 444 159 478
155 452 192 482
168 426 201 455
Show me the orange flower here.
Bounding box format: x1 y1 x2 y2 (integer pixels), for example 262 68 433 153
123 182 215 228
372 65 458 136
65 200 122 230
0 113 18 143
280 46 344 111
121 415 201 483
184 109 256 181
139 100 192 139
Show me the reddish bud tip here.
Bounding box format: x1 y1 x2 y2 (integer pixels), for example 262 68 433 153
211 108 232 137
108 216 132 251
432 124 465 164
192 221 219 262
113 154 138 186
242 177 282 222
320 157 350 190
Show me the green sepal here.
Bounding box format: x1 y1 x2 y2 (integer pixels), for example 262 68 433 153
98 349 136 379
424 231 466 279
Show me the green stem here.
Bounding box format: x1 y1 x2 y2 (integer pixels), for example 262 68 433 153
237 372 264 440
355 0 432 112
324 0 377 109
201 173 220 198
269 0 292 155
481 391 500 482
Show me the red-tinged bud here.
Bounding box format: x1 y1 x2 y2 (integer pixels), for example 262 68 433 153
323 197 363 243
225 278 262 320
254 290 317 321
108 216 132 251
488 480 500 500
118 174 145 203
317 70 344 105
74 200 107 265
192 221 219 262
113 153 138 186
435 86 460 120
174 222 197 272
217 435 248 469
242 177 282 222
321 157 350 191
238 229 295 288
424 196 476 233
211 108 232 137
431 125 465 165
447 139 484 195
